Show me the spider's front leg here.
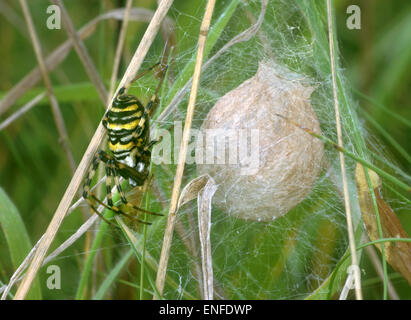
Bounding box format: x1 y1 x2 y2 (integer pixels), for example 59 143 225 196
134 64 168 137
84 150 162 225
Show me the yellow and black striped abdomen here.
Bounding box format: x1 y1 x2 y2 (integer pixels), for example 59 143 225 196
103 96 146 161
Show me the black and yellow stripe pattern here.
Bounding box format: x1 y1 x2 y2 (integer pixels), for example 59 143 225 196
82 61 167 226
102 94 148 161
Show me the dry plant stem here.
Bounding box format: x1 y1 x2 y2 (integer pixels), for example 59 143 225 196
19 0 76 174
0 234 44 299
1 213 102 300
1 178 108 300
0 92 46 131
0 8 175 116
108 0 134 102
44 215 99 264
51 0 108 104
197 179 217 299
155 0 267 127
363 234 399 300
153 175 205 297
13 0 175 300
173 175 218 299
0 0 28 39
154 0 216 299
327 0 362 300
89 0 133 289
327 166 398 300
174 217 203 297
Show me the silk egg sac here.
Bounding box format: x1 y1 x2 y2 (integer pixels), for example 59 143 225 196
197 61 324 222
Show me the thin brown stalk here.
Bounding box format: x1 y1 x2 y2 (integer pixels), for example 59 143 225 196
51 0 108 104
174 217 203 296
0 7 175 115
92 0 133 293
0 233 44 300
1 213 101 300
19 0 76 174
0 0 28 39
363 234 399 300
155 0 267 127
108 0 134 102
0 92 45 131
13 0 175 300
327 0 362 299
154 0 216 299
1 175 112 300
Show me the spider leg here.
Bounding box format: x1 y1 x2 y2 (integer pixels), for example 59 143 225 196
102 158 154 224
133 64 168 137
112 164 163 217
86 197 118 227
90 193 151 225
82 154 99 199
105 160 115 207
118 61 167 96
82 154 117 227
145 136 163 151
103 62 167 129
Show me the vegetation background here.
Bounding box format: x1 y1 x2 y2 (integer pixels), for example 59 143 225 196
0 0 410 300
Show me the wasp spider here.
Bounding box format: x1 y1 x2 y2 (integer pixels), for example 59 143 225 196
83 61 167 225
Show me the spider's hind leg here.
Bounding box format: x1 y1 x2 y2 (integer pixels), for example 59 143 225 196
100 154 154 224
145 136 163 151
111 163 163 218
82 153 117 227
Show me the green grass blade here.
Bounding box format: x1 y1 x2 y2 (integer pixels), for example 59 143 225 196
308 235 411 300
361 110 411 164
75 212 112 300
116 218 197 300
296 0 392 299
93 249 134 300
116 218 162 300
164 0 241 107
0 187 42 299
354 89 411 129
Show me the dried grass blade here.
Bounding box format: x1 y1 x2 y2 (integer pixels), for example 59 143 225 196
197 177 217 300
19 0 76 173
13 0 175 300
51 0 108 104
0 8 175 116
154 0 216 299
356 164 411 285
0 93 45 131
326 0 362 300
108 0 134 102
175 174 217 299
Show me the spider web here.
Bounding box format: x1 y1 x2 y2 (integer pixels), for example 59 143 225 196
61 0 410 300
139 0 353 300
8 0 407 300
